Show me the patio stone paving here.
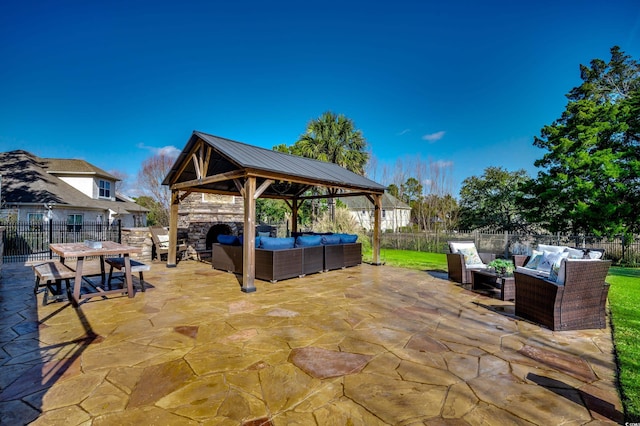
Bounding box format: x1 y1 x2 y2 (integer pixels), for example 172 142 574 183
0 260 623 425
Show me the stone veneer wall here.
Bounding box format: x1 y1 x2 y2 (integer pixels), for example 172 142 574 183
178 193 245 256
121 227 153 262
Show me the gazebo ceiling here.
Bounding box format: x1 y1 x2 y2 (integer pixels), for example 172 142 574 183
162 131 387 200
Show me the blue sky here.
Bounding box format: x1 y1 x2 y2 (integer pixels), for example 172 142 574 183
1 0 639 196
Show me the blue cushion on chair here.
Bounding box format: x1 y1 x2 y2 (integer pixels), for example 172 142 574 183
335 233 358 243
217 234 238 245
321 235 341 245
295 235 322 247
260 237 295 250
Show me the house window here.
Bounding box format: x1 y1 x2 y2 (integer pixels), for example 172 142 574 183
99 180 111 198
28 213 44 231
67 214 83 232
382 209 386 218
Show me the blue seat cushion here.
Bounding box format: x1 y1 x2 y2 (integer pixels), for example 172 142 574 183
321 235 342 245
335 233 358 243
217 234 239 245
260 237 295 250
295 235 322 247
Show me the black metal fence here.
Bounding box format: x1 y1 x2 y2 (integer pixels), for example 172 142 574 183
378 230 640 266
1 220 121 263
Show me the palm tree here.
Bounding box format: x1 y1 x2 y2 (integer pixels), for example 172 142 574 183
294 111 369 175
293 111 370 220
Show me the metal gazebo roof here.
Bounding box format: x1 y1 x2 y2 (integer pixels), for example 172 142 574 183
163 131 386 199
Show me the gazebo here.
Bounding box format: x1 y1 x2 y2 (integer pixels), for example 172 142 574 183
162 131 387 292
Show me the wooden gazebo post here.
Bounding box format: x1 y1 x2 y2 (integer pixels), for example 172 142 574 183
167 189 180 267
372 193 382 265
242 176 257 293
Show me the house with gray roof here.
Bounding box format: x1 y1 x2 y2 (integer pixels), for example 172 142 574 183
0 150 148 227
342 192 411 232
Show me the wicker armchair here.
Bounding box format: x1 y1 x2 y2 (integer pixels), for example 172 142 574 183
514 260 611 331
446 241 496 284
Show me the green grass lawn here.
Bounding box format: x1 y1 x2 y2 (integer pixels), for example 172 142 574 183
607 266 640 422
364 248 448 271
364 248 639 422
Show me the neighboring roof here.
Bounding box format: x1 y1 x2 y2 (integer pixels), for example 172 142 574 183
342 192 411 210
0 150 147 214
44 158 118 180
163 131 386 199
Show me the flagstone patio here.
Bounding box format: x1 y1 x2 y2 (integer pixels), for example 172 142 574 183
0 260 623 425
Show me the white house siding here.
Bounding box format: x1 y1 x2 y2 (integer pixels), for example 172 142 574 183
350 208 410 232
59 176 94 198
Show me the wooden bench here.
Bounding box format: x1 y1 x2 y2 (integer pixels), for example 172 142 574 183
32 261 76 305
105 257 151 291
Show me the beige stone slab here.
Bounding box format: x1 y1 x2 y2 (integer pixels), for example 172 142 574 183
344 372 447 424
92 405 199 425
80 380 128 416
0 260 622 425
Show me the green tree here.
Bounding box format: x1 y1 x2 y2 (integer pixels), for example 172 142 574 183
279 111 370 223
135 195 167 226
530 46 640 236
401 177 422 205
387 183 400 199
293 111 369 175
136 152 177 227
458 167 532 232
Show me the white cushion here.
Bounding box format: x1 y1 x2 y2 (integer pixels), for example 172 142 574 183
458 246 484 266
537 251 568 273
587 250 603 259
549 255 569 283
524 250 543 269
537 244 568 253
565 247 584 259
449 242 476 253
157 234 170 249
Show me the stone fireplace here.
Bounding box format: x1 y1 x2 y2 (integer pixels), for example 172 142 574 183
178 193 244 257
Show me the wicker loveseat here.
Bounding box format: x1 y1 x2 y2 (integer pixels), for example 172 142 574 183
513 259 611 331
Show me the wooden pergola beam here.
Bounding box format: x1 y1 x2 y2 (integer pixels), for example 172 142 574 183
170 170 246 191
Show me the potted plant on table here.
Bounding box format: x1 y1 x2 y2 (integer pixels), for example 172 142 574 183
487 259 515 276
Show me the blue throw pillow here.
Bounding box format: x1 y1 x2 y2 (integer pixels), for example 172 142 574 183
260 237 295 250
217 234 238 245
335 233 358 243
321 235 341 245
295 235 322 247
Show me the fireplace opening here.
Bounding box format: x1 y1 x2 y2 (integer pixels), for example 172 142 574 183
206 224 233 249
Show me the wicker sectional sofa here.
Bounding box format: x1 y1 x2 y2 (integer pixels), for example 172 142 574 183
211 234 361 283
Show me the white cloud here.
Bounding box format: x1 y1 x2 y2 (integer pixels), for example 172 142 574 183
422 131 446 142
137 143 181 158
397 129 411 136
434 160 454 168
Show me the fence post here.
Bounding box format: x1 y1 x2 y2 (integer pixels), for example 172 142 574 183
504 231 509 259
48 219 53 259
117 219 122 243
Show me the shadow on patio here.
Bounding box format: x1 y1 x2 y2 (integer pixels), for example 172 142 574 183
0 260 623 425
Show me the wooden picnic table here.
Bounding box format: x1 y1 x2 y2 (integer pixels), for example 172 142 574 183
49 241 141 306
